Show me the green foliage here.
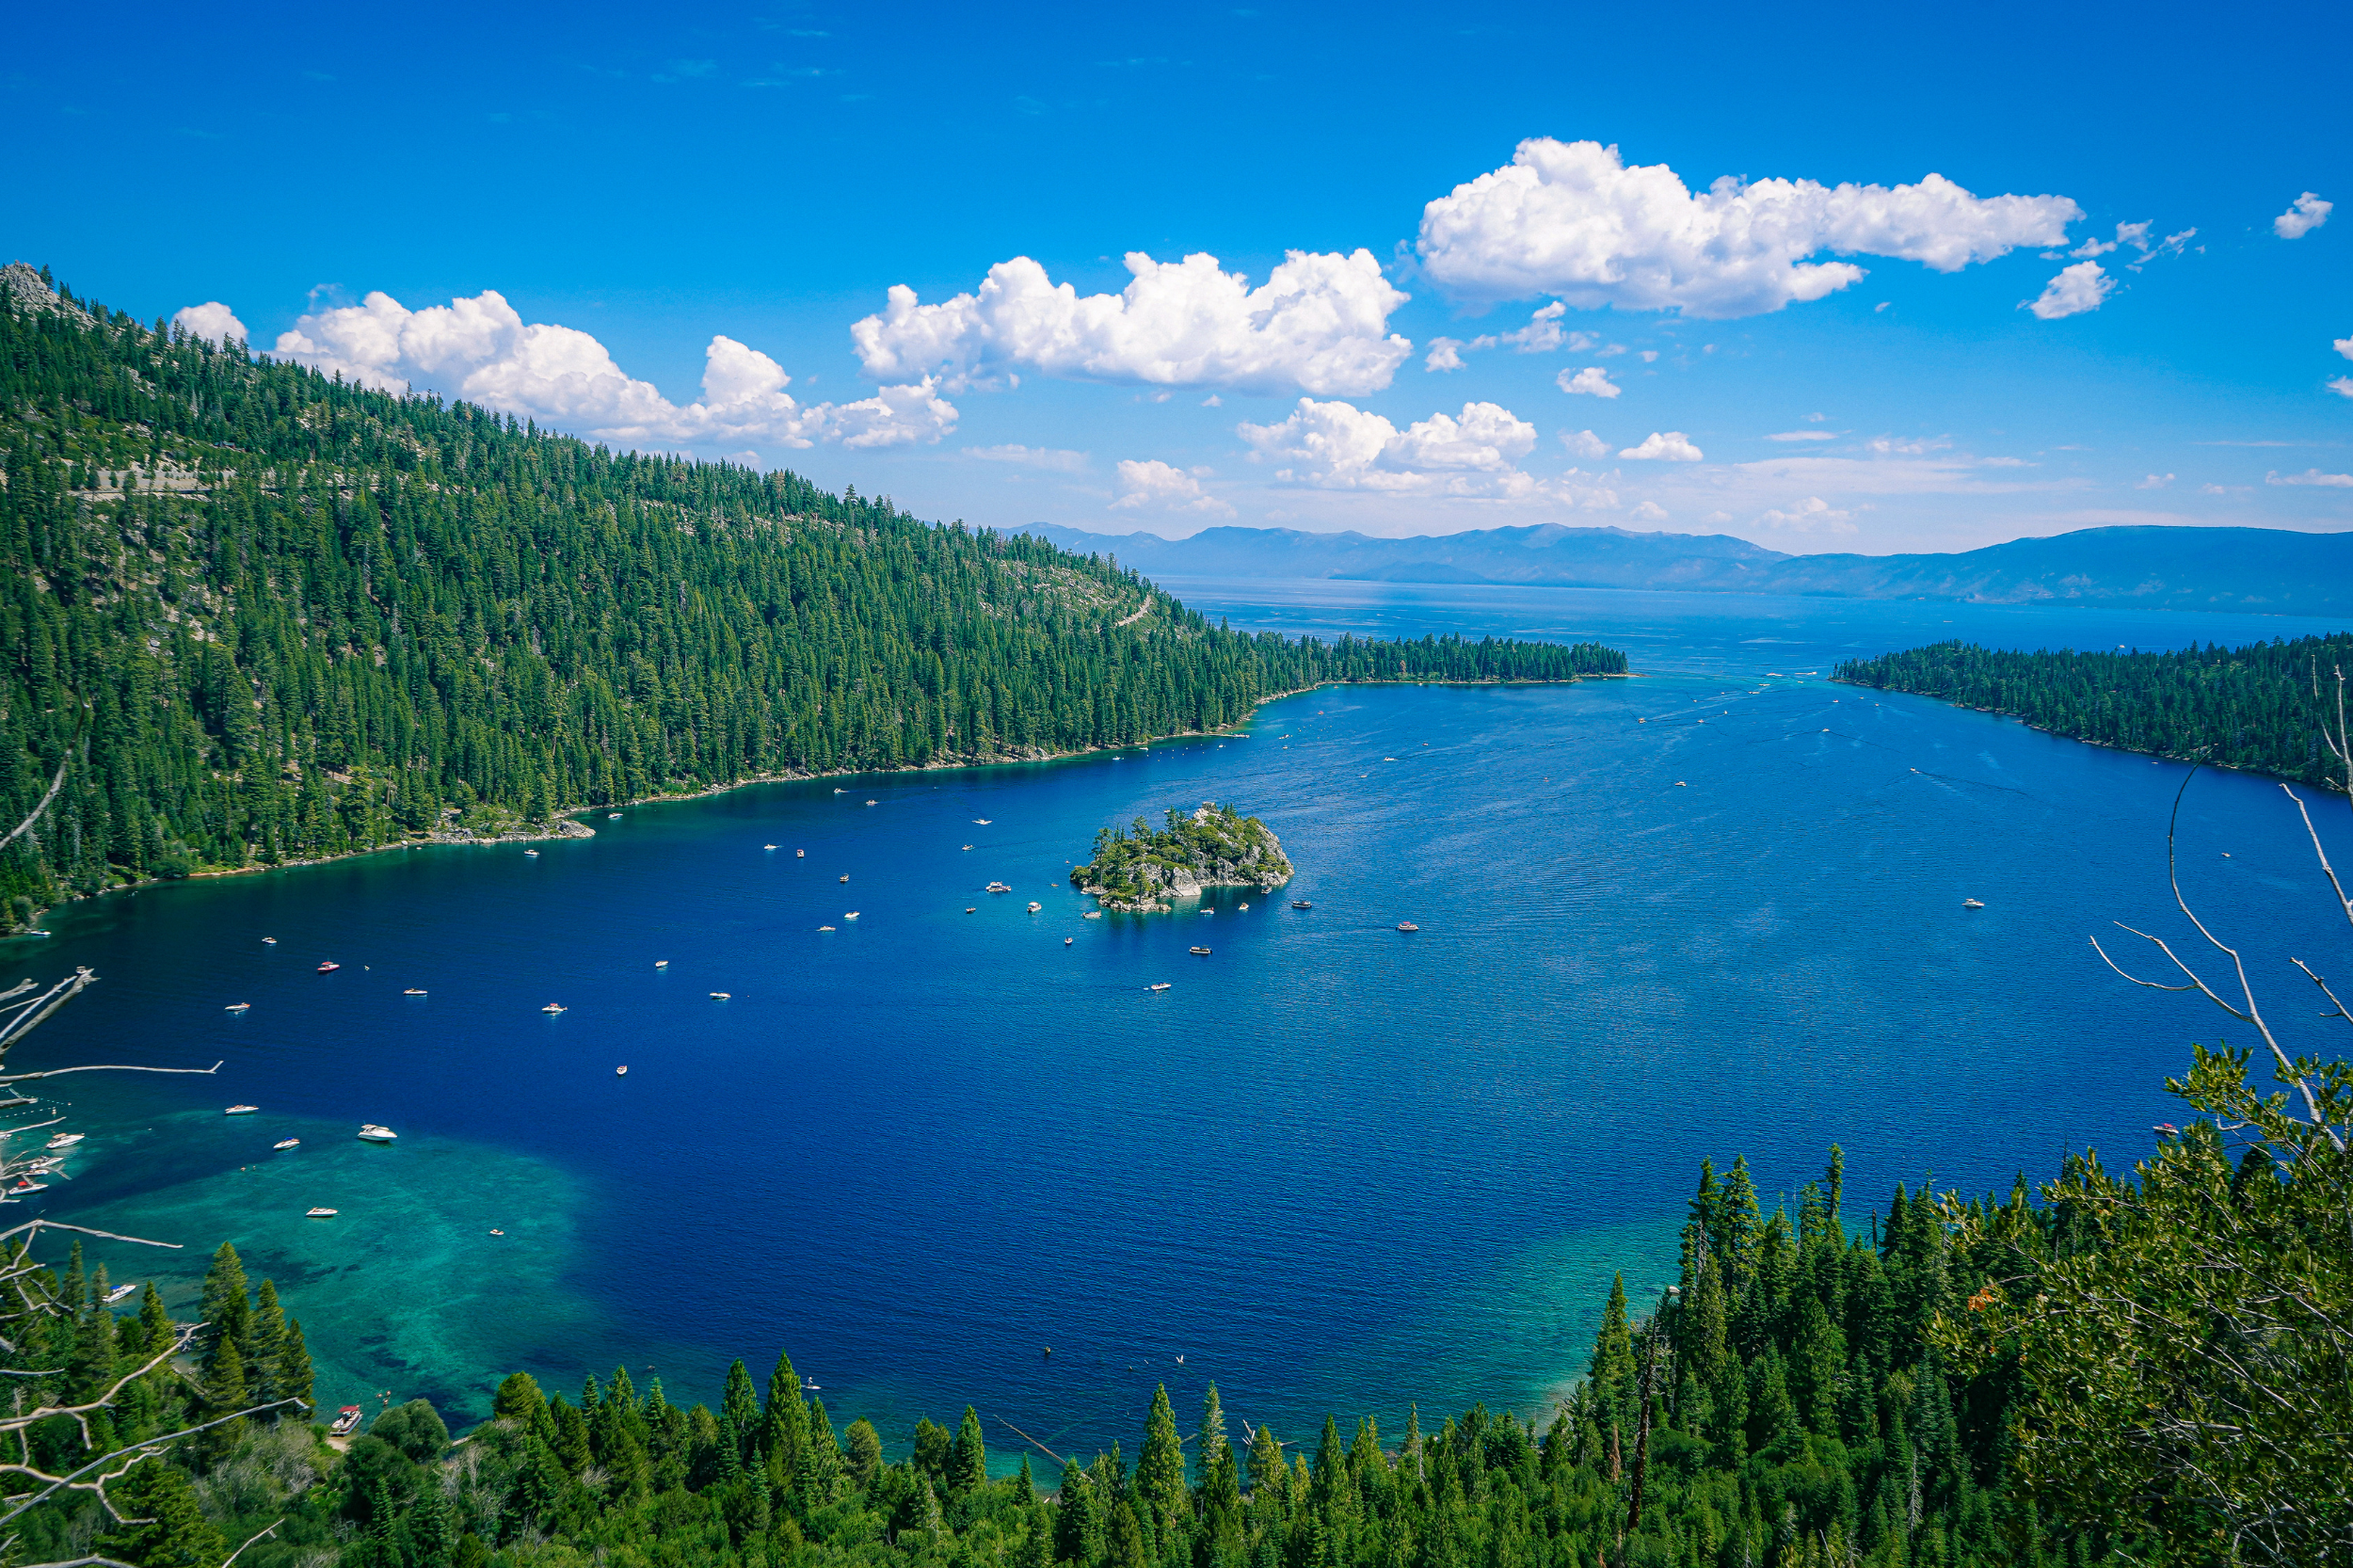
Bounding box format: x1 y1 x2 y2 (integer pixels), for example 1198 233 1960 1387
1071 802 1291 908
1940 1044 2353 1564
0 278 1621 919
1834 634 2353 788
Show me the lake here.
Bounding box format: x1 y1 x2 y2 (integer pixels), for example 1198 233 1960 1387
16 581 2350 1465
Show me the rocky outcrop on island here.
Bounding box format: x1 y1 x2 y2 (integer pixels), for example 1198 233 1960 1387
1071 803 1293 912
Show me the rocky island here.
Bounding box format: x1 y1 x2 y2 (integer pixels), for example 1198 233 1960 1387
1070 803 1294 912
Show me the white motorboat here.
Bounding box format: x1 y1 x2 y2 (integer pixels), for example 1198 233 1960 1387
273 1138 300 1150
844 911 859 920
541 1003 567 1014
226 1105 259 1115
1146 983 1171 993
224 1001 251 1013
307 1208 338 1218
44 1133 81 1150
710 991 731 1000
403 988 427 996
358 1125 397 1143
1027 902 1042 914
102 1283 136 1304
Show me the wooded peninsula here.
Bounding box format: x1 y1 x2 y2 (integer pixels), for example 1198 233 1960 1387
1833 634 2353 787
0 265 1623 928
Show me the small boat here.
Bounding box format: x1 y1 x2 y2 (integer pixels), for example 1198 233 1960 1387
962 843 974 851
656 959 669 968
524 849 538 857
834 787 846 793
1027 902 1042 913
1064 936 1074 946
541 1003 567 1014
1963 899 1985 909
840 874 851 883
329 1406 364 1436
1397 921 1420 933
844 911 859 920
710 991 731 1000
1291 901 1311 910
263 937 277 944
1240 904 1250 911
358 1125 397 1142
403 988 427 996
1147 983 1171 993
974 818 992 824
1201 908 1214 917
9 1180 48 1194
1083 910 1102 920
102 1283 136 1305
489 1228 504 1236
2153 1122 2180 1137
307 1207 337 1218
316 961 341 973
23 930 50 937
273 1138 300 1150
44 1133 81 1150
765 844 778 851
226 1105 260 1115
616 1065 629 1076
608 812 622 819
820 924 837 930
803 1378 821 1392
225 1001 251 1013
986 881 1013 894
865 799 877 806
1190 946 1211 955
796 849 805 857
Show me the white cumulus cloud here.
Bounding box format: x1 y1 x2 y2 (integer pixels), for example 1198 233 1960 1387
850 249 1411 396
2136 473 2175 489
1620 431 1705 461
1422 303 1593 373
2335 334 2352 360
1111 458 1234 515
2276 192 2332 239
1238 398 1540 496
2267 468 2353 488
2024 261 2115 320
1558 366 1620 397
1560 428 1609 459
2331 376 2353 399
266 288 953 451
1415 138 2079 318
172 301 249 346
1629 501 1669 522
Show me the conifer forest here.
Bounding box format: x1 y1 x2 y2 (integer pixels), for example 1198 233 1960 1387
0 270 1621 924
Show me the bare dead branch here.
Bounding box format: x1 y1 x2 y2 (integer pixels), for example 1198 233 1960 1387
0 760 72 856
220 1518 282 1568
0 1063 222 1085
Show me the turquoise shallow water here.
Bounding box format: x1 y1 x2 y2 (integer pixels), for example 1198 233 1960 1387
12 584 2352 1465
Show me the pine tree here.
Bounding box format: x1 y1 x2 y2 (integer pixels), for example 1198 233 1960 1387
275 1317 313 1416
1136 1384 1188 1520
1590 1272 1637 1420
720 1357 760 1460
760 1350 808 1480
1197 1384 1237 1511
493 1370 548 1425
246 1277 285 1404
198 1241 249 1375
1056 1459 1098 1564
411 1471 456 1568
104 1460 225 1568
948 1404 988 1494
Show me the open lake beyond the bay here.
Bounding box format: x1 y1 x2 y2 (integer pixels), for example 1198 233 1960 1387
18 584 2352 1464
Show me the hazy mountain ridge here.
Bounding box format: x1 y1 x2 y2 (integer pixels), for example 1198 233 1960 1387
1016 521 2353 612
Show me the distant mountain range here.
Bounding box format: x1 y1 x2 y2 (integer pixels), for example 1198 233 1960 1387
1013 522 2353 613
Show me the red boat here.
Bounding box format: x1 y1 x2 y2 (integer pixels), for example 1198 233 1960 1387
316 961 341 973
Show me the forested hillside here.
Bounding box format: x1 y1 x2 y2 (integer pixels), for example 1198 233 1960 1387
1833 635 2353 788
0 265 1620 923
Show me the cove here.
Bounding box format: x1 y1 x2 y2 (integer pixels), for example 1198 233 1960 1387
17 584 2352 1469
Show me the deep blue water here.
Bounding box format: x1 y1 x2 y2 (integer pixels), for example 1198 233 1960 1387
13 583 2353 1468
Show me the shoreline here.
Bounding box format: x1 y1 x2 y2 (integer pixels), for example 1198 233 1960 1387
14 671 1617 927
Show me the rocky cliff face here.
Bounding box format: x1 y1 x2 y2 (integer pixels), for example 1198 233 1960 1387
1072 803 1293 913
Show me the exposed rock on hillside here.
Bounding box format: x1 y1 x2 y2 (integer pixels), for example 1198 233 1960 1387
1072 803 1293 913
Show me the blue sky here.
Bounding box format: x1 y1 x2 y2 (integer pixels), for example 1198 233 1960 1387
9 0 2349 552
